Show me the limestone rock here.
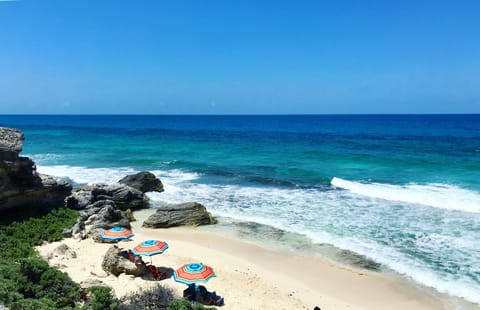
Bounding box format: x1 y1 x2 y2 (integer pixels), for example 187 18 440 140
65 183 147 211
0 127 24 161
143 202 217 228
62 228 73 238
50 243 77 259
80 279 109 299
80 278 106 290
91 183 147 210
118 171 164 193
101 246 146 277
0 127 72 212
72 199 131 240
65 189 93 210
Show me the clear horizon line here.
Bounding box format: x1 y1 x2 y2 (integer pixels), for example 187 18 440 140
1 113 479 116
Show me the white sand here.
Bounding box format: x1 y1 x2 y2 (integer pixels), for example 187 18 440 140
37 213 450 310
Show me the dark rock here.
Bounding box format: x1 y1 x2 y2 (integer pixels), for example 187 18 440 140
66 183 147 211
72 199 131 240
91 183 147 210
62 228 73 238
143 202 217 228
65 189 93 210
119 171 164 193
0 127 73 212
101 246 147 277
122 208 135 222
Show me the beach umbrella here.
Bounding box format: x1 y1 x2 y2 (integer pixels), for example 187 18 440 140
174 262 216 285
100 226 134 242
132 239 169 257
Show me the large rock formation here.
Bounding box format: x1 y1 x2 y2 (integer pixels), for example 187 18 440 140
65 181 148 239
102 246 147 277
0 127 72 211
71 199 132 240
118 171 164 193
65 183 147 211
143 202 217 228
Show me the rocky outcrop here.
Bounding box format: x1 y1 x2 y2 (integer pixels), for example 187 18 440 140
119 171 164 193
101 246 147 277
48 243 77 260
0 127 23 161
0 127 72 212
142 202 217 228
66 182 146 239
65 183 147 211
71 199 131 240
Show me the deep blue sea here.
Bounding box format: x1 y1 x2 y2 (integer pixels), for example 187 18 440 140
1 114 479 305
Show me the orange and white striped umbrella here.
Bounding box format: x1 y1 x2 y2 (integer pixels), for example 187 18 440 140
174 262 216 285
132 239 169 256
100 227 134 241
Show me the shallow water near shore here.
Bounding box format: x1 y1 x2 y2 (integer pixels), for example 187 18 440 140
1 114 480 306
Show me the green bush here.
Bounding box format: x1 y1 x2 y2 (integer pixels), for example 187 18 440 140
19 258 80 308
0 206 80 309
118 284 175 309
9 298 56 310
168 300 215 310
0 207 78 261
87 286 119 310
168 300 193 310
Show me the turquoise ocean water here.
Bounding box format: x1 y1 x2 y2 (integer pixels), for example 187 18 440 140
1 114 479 305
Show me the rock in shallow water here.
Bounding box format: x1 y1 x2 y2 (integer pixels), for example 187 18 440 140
118 171 164 193
142 202 217 228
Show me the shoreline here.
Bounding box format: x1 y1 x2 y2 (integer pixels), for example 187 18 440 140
37 209 453 310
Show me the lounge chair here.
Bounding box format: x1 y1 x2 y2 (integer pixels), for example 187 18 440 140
148 265 160 279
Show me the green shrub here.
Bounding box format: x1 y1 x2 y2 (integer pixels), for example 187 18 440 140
0 206 80 309
17 258 80 308
118 284 175 309
9 298 57 310
0 207 78 261
87 286 119 310
168 300 215 310
168 300 193 310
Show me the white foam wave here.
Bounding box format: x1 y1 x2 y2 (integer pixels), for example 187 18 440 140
37 165 137 185
36 165 201 188
304 231 480 304
331 177 480 213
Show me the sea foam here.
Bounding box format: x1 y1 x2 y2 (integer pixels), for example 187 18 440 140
36 165 137 185
331 177 480 213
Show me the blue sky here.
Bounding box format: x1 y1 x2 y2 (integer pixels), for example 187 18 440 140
0 0 479 114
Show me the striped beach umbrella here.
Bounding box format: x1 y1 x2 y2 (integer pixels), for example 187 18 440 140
174 262 216 285
132 239 169 257
100 227 134 241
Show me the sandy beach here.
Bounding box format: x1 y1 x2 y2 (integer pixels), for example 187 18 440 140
36 210 451 310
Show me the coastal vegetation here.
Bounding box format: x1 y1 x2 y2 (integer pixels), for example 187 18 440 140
0 204 214 309
0 206 80 309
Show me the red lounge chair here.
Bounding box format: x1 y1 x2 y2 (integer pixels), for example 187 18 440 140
149 265 160 279
128 250 135 262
